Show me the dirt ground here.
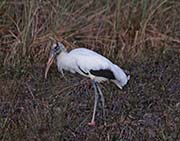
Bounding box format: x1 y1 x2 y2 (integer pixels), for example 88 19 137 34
0 48 180 141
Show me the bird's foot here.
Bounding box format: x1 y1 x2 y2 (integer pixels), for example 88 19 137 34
88 121 96 126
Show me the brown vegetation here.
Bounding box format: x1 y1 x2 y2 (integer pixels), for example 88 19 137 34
0 0 180 140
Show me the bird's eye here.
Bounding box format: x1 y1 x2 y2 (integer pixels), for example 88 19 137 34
54 43 60 50
54 46 58 50
54 45 59 51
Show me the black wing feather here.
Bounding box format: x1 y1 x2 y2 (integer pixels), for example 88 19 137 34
90 69 115 80
78 66 89 75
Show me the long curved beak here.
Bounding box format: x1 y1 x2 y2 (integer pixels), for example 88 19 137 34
45 54 55 79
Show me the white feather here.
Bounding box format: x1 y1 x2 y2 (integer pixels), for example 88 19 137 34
57 48 130 89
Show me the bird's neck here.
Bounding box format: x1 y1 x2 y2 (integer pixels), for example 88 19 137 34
57 51 68 61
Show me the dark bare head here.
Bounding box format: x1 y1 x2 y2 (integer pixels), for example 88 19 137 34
51 42 66 56
45 42 66 79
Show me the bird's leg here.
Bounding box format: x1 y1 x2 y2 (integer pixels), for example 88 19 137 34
88 80 99 126
60 69 67 80
96 83 105 124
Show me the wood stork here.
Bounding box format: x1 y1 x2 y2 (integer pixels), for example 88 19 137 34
45 42 130 126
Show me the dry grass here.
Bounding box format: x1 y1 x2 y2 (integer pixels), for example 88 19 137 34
0 0 180 140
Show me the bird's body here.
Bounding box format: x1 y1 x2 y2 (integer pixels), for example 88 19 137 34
57 48 129 89
45 43 130 126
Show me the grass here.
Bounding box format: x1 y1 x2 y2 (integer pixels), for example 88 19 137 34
0 0 180 140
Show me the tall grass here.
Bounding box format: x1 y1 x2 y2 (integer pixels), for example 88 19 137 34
0 0 179 66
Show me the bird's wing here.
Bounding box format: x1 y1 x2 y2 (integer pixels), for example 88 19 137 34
69 48 103 57
68 48 113 72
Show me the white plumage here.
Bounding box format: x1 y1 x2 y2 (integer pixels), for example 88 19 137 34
45 42 130 126
57 48 129 88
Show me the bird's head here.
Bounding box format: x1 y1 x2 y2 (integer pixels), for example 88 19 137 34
45 42 66 79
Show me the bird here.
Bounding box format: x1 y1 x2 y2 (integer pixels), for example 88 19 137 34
45 42 130 126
